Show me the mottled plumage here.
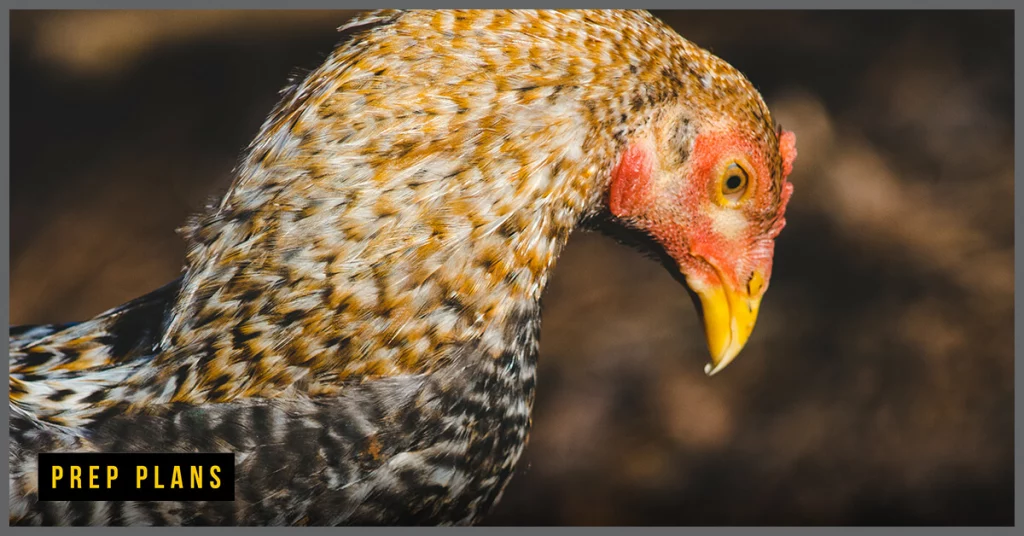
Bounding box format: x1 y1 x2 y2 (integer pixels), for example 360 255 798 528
10 9 795 525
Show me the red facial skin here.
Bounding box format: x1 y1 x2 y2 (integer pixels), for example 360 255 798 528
609 126 796 299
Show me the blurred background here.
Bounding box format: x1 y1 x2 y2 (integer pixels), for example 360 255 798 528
9 10 1013 526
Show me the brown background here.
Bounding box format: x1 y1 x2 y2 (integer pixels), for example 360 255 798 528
9 10 1013 525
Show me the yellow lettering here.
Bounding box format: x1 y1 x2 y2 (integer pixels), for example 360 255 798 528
136 465 148 488
89 466 99 489
190 466 203 489
70 466 82 489
153 466 163 489
51 466 63 488
171 466 183 489
107 465 118 487
210 466 221 489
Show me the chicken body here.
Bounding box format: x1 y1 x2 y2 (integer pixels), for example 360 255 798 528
10 10 793 525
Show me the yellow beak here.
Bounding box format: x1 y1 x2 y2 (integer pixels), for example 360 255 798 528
693 270 765 376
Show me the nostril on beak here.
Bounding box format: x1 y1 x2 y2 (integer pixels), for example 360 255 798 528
747 271 765 297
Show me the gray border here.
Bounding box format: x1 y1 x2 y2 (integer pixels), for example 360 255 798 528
2 3 1018 533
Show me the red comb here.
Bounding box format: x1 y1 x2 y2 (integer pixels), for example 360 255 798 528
779 130 797 179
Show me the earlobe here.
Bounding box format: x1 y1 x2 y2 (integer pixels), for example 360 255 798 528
609 139 656 219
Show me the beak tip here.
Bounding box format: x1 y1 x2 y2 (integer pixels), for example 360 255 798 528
703 351 737 377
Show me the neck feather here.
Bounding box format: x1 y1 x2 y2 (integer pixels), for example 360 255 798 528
140 9 754 403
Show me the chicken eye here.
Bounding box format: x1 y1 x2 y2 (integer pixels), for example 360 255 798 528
721 163 749 201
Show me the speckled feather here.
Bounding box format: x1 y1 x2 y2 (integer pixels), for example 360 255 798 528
10 9 789 525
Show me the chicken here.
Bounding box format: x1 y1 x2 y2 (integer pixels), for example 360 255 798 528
9 9 796 526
